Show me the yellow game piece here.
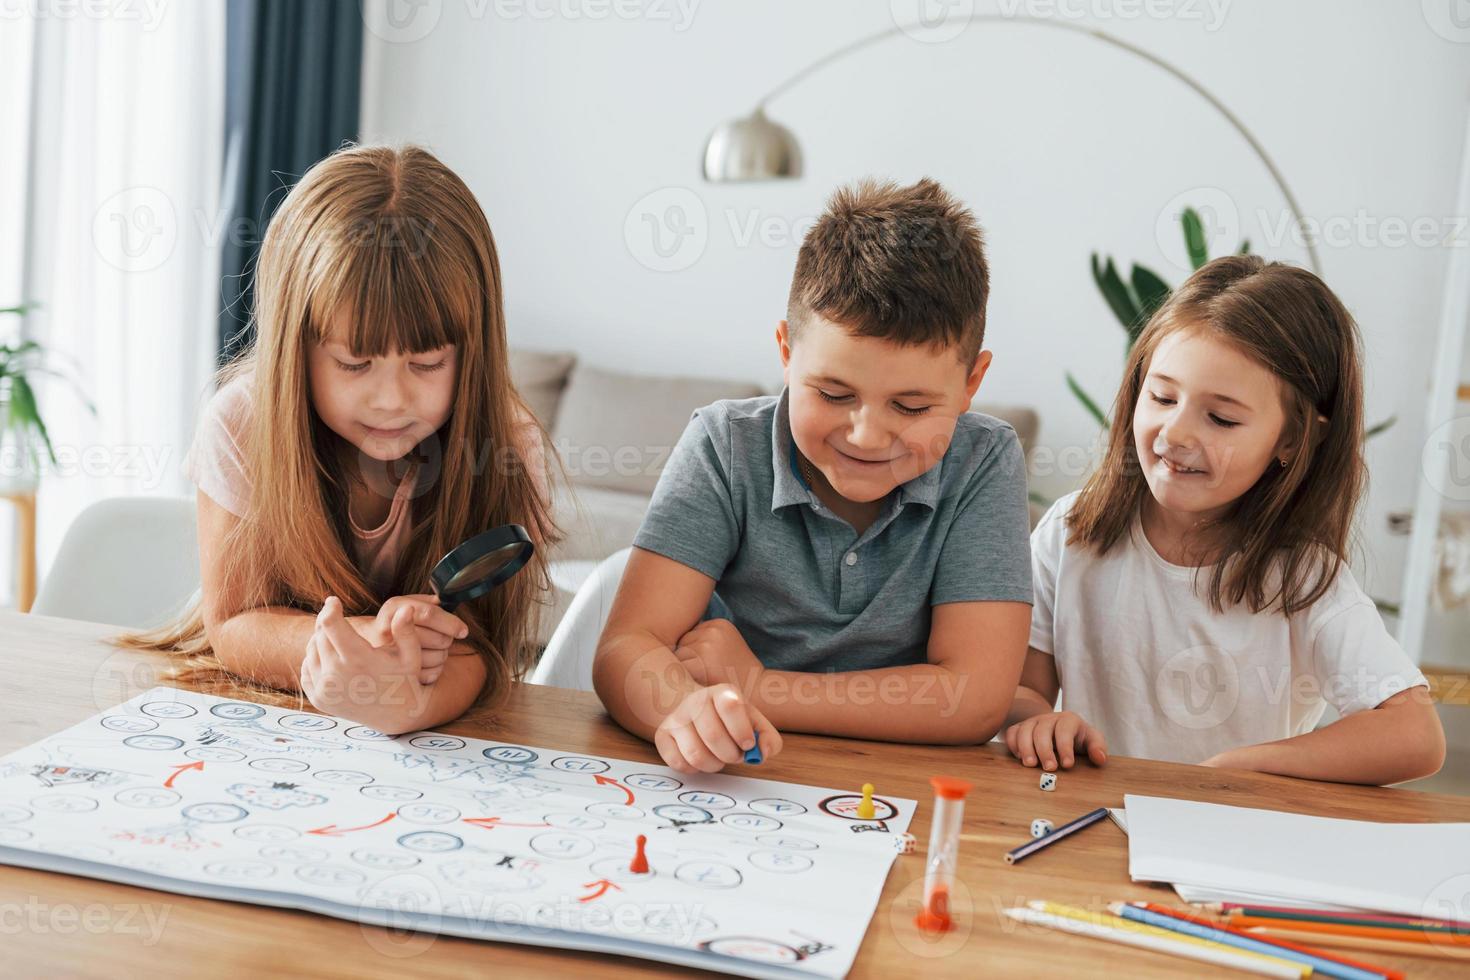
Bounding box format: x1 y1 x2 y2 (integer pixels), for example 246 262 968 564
857 782 876 820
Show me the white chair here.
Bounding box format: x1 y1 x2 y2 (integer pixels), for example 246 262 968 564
530 547 632 691
31 496 199 628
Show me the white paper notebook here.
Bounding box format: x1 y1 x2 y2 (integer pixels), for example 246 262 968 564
1124 794 1470 919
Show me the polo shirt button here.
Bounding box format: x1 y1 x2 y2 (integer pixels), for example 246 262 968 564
844 552 858 566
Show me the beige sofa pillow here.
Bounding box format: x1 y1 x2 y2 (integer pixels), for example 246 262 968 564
508 349 577 430
551 364 765 496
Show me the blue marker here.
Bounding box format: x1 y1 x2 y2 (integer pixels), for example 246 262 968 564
743 733 763 765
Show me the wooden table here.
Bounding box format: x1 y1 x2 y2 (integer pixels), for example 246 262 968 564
3 611 1468 978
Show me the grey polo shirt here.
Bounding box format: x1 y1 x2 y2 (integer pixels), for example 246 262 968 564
631 388 1033 673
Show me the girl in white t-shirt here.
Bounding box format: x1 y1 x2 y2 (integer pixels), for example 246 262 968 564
1004 255 1444 784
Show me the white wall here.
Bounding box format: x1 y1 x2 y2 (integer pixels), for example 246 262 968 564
359 0 1470 659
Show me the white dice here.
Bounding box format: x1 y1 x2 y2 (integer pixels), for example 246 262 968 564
894 832 916 855
1039 772 1057 791
1030 818 1054 839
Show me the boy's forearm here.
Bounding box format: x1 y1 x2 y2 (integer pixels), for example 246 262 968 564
593 631 702 741
749 665 1002 744
1205 694 1445 785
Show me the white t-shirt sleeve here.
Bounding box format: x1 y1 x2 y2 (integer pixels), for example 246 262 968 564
1299 568 1429 716
1028 494 1074 655
181 379 252 518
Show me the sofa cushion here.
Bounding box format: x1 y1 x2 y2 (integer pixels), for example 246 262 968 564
545 483 651 564
972 402 1039 459
551 364 765 496
509 348 577 430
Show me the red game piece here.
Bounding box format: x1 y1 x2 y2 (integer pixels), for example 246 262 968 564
629 834 649 874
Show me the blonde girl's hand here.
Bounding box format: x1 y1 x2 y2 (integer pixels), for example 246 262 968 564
301 596 429 733
1004 710 1108 770
653 683 783 775
347 594 468 686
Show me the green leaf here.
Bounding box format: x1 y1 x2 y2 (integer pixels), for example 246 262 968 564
1364 415 1397 440
1238 239 1251 255
1066 371 1109 428
1182 207 1209 269
0 304 37 317
8 374 57 465
1128 264 1172 346
1090 254 1141 332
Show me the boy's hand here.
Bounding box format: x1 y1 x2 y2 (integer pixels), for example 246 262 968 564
346 594 467 686
673 619 764 693
1004 710 1108 770
302 596 431 732
654 683 783 774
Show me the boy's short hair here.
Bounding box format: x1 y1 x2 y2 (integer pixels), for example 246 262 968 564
786 177 989 360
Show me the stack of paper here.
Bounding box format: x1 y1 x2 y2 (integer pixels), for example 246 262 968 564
1121 794 1470 918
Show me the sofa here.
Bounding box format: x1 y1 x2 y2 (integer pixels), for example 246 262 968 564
509 349 1040 646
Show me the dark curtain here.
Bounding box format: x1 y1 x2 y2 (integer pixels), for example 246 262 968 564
218 0 363 363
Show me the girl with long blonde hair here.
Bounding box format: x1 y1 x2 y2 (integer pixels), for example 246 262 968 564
123 144 559 735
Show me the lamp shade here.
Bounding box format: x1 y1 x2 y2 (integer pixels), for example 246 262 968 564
702 108 802 182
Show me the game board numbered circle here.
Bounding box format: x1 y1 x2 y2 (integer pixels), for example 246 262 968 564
312 769 374 786
31 794 99 814
249 757 309 774
140 700 198 719
295 864 367 888
675 861 743 889
748 798 806 818
643 907 717 941
351 849 421 871
652 803 712 826
585 802 645 821
720 812 783 834
123 734 184 751
114 788 181 809
544 812 604 831
259 844 329 864
700 937 802 963
181 802 249 823
397 830 463 853
481 745 536 764
677 791 735 811
820 792 898 822
396 802 460 825
530 832 596 860
278 713 338 733
756 834 819 851
410 734 466 752
622 773 682 792
185 746 246 762
360 784 423 803
549 756 609 774
210 701 266 721
0 827 32 844
344 726 395 741
439 857 544 895
100 715 157 734
590 856 657 884
0 804 33 823
234 824 299 843
747 849 814 874
204 860 276 882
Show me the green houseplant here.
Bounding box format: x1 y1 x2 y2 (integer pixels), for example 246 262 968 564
0 304 95 491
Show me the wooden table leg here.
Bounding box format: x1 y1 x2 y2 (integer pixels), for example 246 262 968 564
3 491 36 612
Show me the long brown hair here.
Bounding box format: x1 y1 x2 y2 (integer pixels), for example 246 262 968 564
120 144 561 706
1067 254 1365 615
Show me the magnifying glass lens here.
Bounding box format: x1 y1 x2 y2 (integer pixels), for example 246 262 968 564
444 544 521 592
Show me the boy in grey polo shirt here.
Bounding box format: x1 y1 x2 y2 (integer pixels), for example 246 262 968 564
593 178 1033 774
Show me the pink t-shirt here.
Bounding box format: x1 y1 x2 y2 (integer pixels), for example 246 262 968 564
183 375 550 597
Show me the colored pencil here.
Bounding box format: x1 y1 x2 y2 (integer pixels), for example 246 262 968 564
1231 915 1470 947
1113 903 1395 980
1003 806 1110 864
1029 902 1311 976
1244 926 1470 962
1223 906 1470 935
1209 902 1470 930
1003 907 1307 978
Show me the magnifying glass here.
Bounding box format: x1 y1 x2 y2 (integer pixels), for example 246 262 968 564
429 524 535 613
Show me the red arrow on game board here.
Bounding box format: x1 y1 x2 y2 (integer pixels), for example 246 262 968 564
578 879 621 903
593 774 634 806
164 761 205 788
307 813 396 836
462 817 551 830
